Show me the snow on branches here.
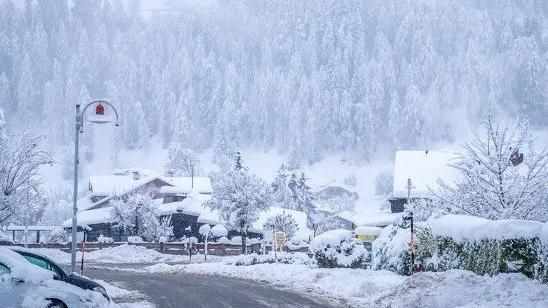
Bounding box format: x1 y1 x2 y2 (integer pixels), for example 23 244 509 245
437 115 548 221
164 143 200 177
271 164 316 216
0 133 52 225
263 212 299 239
110 192 173 242
208 152 270 253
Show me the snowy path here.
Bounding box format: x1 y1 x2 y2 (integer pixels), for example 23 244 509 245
83 265 341 308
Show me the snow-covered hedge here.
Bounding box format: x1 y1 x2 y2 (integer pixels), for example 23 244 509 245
373 215 548 280
225 252 314 266
372 224 412 275
309 229 369 268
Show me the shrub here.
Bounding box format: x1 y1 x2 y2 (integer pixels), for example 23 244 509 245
310 229 369 268
373 217 548 280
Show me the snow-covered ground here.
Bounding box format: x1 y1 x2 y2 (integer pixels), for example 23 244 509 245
21 244 199 265
93 279 154 308
125 260 547 308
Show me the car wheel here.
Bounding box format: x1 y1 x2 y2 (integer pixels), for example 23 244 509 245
46 299 67 308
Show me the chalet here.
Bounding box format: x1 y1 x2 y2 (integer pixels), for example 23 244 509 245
63 169 312 243
62 169 214 241
388 150 459 213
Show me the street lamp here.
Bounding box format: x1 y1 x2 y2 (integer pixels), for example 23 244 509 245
70 99 119 273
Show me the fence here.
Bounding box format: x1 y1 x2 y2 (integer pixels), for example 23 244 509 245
1 241 265 256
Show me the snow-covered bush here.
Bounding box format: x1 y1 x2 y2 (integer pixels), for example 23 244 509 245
226 252 314 266
97 234 114 244
374 215 547 279
309 229 368 269
210 225 228 238
372 224 412 275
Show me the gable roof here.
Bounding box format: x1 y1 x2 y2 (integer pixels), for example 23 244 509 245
392 150 459 199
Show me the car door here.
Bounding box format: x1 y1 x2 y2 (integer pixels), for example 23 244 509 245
0 262 37 308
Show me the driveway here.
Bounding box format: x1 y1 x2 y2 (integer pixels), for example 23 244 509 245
84 266 342 308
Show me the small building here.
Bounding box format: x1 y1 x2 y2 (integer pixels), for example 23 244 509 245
388 150 458 213
63 169 214 242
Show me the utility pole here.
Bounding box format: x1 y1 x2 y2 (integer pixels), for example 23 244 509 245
71 100 119 273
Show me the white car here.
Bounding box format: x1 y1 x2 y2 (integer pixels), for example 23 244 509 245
0 247 111 308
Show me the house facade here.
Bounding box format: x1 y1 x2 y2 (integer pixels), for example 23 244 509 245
388 150 458 213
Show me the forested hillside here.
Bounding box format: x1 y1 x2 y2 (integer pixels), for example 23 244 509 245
0 0 545 166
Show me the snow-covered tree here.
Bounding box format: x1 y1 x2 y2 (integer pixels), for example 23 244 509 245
0 134 52 225
271 164 294 208
164 143 200 176
263 212 298 240
435 115 548 221
110 192 169 241
207 152 270 253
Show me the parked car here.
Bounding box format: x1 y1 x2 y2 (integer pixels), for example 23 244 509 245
0 247 110 308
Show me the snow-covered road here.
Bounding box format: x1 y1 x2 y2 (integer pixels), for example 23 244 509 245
82 265 340 308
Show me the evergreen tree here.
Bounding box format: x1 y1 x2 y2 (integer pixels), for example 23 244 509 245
207 152 270 254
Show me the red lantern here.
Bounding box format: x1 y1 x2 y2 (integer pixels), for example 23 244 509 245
95 103 105 115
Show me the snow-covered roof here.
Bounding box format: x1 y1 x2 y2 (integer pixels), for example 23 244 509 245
62 207 115 228
252 207 312 242
88 171 159 196
157 193 219 224
161 176 212 194
354 226 383 236
392 150 459 199
340 211 402 227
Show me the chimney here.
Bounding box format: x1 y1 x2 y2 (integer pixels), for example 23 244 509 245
133 171 141 180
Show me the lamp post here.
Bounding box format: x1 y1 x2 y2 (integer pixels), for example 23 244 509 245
403 178 416 274
71 99 119 273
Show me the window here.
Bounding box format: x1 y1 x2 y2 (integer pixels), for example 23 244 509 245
0 262 10 275
22 255 63 279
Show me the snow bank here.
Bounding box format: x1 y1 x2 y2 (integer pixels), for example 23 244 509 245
24 245 185 264
374 270 548 308
0 247 53 283
431 214 544 242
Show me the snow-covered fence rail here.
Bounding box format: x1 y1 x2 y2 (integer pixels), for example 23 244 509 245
0 242 262 256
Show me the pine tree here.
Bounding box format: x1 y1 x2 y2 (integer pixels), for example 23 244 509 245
207 152 270 254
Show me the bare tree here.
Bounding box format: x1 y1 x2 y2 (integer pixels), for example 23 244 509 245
0 134 52 225
439 115 548 221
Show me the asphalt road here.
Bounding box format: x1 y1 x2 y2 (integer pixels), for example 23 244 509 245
84 267 342 308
